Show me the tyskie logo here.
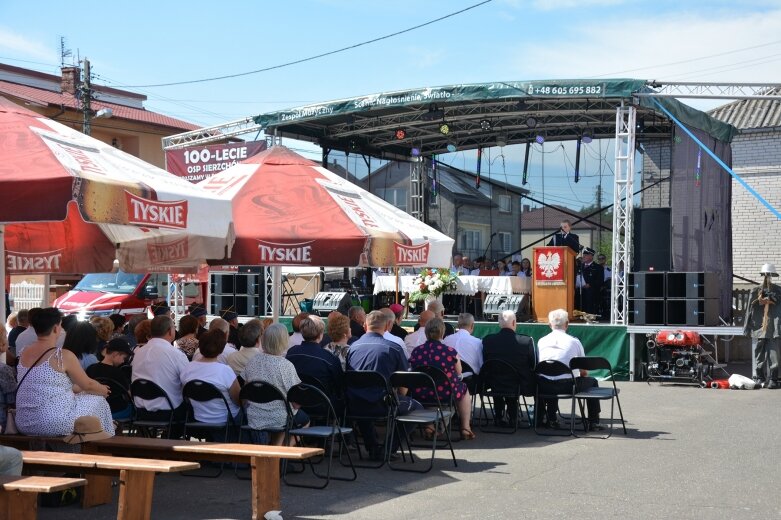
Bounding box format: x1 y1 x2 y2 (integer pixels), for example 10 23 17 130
6 250 63 272
147 238 189 265
126 192 188 229
394 242 429 266
258 240 314 264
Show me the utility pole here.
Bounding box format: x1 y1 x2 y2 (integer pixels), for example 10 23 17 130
80 58 92 135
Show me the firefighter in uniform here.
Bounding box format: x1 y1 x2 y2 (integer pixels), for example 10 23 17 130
575 248 604 316
744 263 781 389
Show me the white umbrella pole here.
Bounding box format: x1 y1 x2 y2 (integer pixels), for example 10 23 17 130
0 225 6 320
271 266 281 322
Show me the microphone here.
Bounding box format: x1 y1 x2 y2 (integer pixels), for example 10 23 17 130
491 232 497 237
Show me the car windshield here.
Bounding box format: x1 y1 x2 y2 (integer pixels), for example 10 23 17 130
73 271 145 295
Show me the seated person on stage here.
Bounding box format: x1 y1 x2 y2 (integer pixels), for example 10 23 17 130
409 317 475 441
388 303 408 340
537 309 602 430
193 318 238 364
404 310 434 359
520 258 532 278
547 218 581 253
286 315 344 412
131 315 189 430
346 310 422 460
348 306 367 339
243 324 309 445
227 318 263 377
86 337 134 421
442 312 484 374
481 310 536 427
181 329 241 437
174 314 200 360
380 308 406 349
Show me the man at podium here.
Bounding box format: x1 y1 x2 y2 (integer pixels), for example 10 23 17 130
547 219 581 254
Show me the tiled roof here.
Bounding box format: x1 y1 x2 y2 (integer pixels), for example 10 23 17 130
521 205 610 230
0 79 199 132
708 87 781 130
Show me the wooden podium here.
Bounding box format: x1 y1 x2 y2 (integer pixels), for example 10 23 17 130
532 246 575 322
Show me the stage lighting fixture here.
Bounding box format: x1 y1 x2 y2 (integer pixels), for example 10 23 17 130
496 134 508 147
582 130 593 144
522 141 530 185
574 137 581 183
411 147 421 157
525 116 537 128
480 119 491 131
446 142 457 153
422 107 445 121
395 128 406 140
535 134 545 144
439 123 450 135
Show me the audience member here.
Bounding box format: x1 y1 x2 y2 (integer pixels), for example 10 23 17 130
134 319 152 347
16 308 113 437
0 324 17 430
7 308 27 356
442 313 484 374
481 310 536 428
125 314 147 349
409 317 475 441
188 304 208 338
288 312 309 349
220 308 241 347
537 309 602 430
90 316 114 353
426 300 454 337
380 308 405 349
0 445 22 476
404 310 434 359
348 306 366 339
151 302 173 318
174 314 200 360
243 323 309 445
193 318 238 363
108 313 127 339
16 308 65 357
86 337 133 420
181 329 241 434
388 303 408 339
63 321 100 370
61 314 78 332
131 315 189 429
287 316 344 411
324 313 351 370
227 318 263 377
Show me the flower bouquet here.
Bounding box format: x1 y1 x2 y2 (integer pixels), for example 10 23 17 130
409 268 459 303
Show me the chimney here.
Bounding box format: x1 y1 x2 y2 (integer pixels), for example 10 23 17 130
522 204 531 213
60 66 81 95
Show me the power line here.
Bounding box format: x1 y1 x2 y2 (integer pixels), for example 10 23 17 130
115 0 494 88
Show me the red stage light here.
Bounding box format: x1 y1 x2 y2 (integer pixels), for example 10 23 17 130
395 129 406 140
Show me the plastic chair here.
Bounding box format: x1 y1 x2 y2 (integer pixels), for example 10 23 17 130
182 379 240 477
477 359 533 434
569 356 627 438
130 379 181 439
283 384 357 489
533 360 576 437
388 371 457 473
343 371 396 468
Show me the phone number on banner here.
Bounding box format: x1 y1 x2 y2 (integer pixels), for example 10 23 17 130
528 84 604 96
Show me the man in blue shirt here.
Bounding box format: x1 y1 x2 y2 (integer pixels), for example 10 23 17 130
347 310 420 460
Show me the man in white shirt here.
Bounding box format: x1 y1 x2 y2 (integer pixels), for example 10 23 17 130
131 315 189 435
537 308 601 430
380 308 406 350
404 310 434 358
442 313 483 374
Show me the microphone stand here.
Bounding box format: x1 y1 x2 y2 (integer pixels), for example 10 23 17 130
482 233 497 261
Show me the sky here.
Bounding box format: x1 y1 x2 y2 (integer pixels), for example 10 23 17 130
2 0 780 212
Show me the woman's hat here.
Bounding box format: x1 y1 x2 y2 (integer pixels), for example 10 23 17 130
63 416 112 444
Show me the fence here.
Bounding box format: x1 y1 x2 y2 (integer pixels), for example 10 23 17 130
9 282 46 311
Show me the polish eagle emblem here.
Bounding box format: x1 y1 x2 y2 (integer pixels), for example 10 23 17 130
537 251 561 278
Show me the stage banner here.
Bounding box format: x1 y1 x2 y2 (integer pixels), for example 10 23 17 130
534 247 566 285
165 141 267 183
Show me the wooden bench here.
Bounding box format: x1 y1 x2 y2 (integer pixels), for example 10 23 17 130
85 437 323 520
0 475 87 520
21 450 199 520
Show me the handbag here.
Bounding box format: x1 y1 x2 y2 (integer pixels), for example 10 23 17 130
3 347 56 434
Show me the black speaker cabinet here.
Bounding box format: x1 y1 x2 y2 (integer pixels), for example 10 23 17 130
210 294 259 317
483 294 531 322
666 272 719 299
666 299 719 326
628 272 666 299
634 208 671 271
629 299 665 325
311 291 352 317
210 273 235 295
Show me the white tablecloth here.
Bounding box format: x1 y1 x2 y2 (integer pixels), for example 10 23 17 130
373 275 530 296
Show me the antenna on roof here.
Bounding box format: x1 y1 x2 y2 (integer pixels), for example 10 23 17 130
59 36 73 67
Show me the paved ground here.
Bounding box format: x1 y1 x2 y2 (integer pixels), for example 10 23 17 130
40 361 779 520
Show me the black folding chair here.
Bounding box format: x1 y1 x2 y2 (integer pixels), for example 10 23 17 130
94 376 134 434
343 371 396 468
569 356 627 438
283 384 357 489
130 379 182 439
412 364 460 444
388 371 457 473
533 360 576 437
477 359 533 434
181 379 241 477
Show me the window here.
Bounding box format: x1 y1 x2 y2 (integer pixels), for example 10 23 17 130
460 230 481 252
376 188 408 212
498 194 511 213
498 232 512 253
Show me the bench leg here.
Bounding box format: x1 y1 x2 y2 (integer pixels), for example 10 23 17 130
82 473 114 508
117 470 155 520
0 489 38 520
251 457 280 520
